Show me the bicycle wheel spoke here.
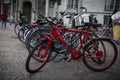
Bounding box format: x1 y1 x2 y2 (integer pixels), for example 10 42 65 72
83 39 117 71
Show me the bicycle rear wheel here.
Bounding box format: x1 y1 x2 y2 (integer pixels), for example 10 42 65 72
26 41 50 73
83 38 117 71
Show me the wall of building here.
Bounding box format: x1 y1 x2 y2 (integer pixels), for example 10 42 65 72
0 0 113 24
57 0 115 25
83 0 105 12
11 0 45 21
18 0 35 20
57 0 108 25
58 0 68 12
83 0 105 24
0 0 10 20
58 0 72 27
48 0 68 17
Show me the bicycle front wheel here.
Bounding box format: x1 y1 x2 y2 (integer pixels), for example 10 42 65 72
14 24 21 35
17 27 25 43
83 38 117 71
26 29 46 52
26 41 50 73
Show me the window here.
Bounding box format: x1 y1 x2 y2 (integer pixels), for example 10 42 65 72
50 0 61 5
116 0 120 10
75 0 79 8
104 15 111 25
105 0 120 11
67 0 74 9
67 0 79 9
105 0 114 11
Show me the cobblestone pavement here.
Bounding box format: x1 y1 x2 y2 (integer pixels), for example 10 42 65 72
0 22 120 80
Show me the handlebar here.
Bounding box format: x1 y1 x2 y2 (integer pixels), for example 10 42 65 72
38 14 68 30
75 7 87 18
65 7 87 19
38 14 55 24
80 7 87 13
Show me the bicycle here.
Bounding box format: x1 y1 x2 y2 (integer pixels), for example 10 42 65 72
26 18 56 52
17 19 48 44
47 23 103 63
26 7 87 53
25 14 118 73
97 24 113 38
48 8 103 63
14 19 23 35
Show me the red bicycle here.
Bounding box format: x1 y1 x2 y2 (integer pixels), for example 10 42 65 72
25 15 118 73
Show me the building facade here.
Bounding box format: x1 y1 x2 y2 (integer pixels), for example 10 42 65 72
0 0 120 25
56 0 120 25
0 0 45 21
47 0 120 26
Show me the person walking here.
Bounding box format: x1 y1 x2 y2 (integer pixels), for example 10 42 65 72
1 11 7 28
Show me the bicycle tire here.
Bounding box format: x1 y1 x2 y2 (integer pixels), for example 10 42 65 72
25 25 40 44
14 24 21 35
24 29 33 44
17 27 26 43
26 41 50 73
83 38 117 71
26 29 46 52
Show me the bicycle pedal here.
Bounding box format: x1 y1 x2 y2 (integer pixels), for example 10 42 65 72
64 56 68 60
64 55 72 62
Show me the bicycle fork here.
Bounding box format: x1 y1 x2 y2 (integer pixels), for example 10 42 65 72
36 33 53 58
83 38 103 58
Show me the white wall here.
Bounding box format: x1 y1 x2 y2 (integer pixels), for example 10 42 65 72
83 0 105 12
48 0 68 17
58 0 72 27
83 0 105 24
57 0 106 27
58 0 68 12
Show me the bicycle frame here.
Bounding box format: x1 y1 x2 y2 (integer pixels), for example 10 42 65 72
41 22 103 59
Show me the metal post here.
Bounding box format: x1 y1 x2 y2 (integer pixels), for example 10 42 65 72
16 0 19 19
54 0 58 17
45 0 49 17
35 0 38 20
10 0 13 21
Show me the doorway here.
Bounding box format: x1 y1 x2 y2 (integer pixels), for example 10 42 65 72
23 1 32 21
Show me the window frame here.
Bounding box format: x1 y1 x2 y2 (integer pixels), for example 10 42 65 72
67 0 79 9
104 15 111 25
105 0 120 11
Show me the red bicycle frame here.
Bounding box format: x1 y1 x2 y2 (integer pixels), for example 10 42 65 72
43 22 102 59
